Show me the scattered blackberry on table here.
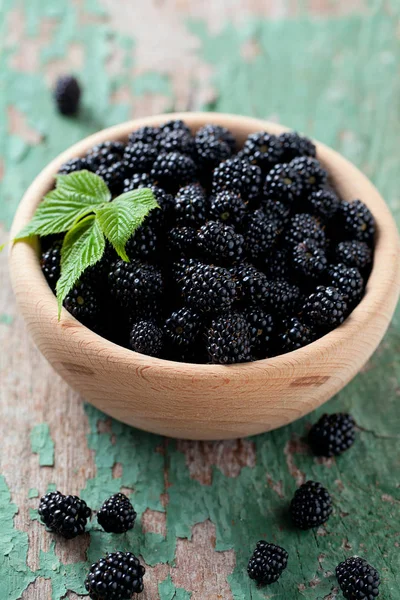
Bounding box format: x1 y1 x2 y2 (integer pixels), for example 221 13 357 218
63 281 100 329
164 307 202 352
212 157 262 202
97 493 136 533
278 131 316 162
86 141 125 171
38 491 91 539
123 172 153 193
85 552 145 599
54 75 81 115
96 161 127 195
58 157 90 175
129 320 163 357
308 189 339 220
41 240 61 291
290 156 328 194
195 124 236 171
303 285 348 329
126 224 158 260
180 261 237 313
337 199 375 245
239 131 283 172
309 413 356 457
109 259 163 310
245 308 275 356
327 263 364 306
244 210 281 260
159 129 196 157
279 317 315 352
151 151 197 192
290 480 332 530
123 142 157 174
264 163 303 204
247 540 288 585
174 183 208 226
334 240 373 272
197 220 244 264
128 125 160 146
206 311 252 364
285 213 326 248
167 226 197 257
209 190 247 226
336 556 380 600
292 238 328 280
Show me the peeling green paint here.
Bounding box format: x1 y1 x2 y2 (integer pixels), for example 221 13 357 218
0 314 13 326
159 575 192 599
28 488 39 499
30 423 55 467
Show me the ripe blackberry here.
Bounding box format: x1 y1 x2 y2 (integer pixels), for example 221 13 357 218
38 491 91 539
129 320 163 357
123 172 153 193
309 413 356 457
302 286 348 329
180 261 237 313
292 238 328 279
167 226 197 257
206 312 252 364
147 185 175 230
63 281 100 328
209 190 247 226
160 119 191 137
97 493 137 533
96 161 127 195
334 240 373 272
54 75 81 115
85 552 145 599
86 141 125 171
247 540 288 586
159 129 196 157
279 317 315 353
308 189 339 221
262 249 290 280
285 213 326 248
128 125 161 146
195 124 236 170
239 131 283 172
244 210 281 260
126 225 158 260
290 156 328 193
174 183 208 226
212 157 262 202
123 142 157 174
197 221 244 264
336 557 380 600
109 259 163 310
327 263 364 306
245 308 275 356
150 152 197 192
233 263 269 305
261 197 291 227
337 199 375 245
262 279 301 316
41 240 61 291
264 163 303 205
164 307 202 352
58 157 89 175
278 131 316 162
290 480 332 530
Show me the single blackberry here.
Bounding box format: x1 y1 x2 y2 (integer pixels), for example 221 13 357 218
160 119 191 137
85 552 145 599
262 249 290 280
334 240 373 272
239 131 283 172
128 125 161 146
278 131 316 162
327 263 364 306
166 226 197 257
123 142 157 173
292 238 328 280
109 259 163 310
290 480 332 530
195 124 236 170
337 199 375 245
247 541 288 585
95 161 127 195
86 141 125 171
180 261 237 313
209 190 247 226
150 152 197 192
279 317 315 353
290 156 328 194
174 184 208 226
129 320 163 357
285 213 326 248
212 157 262 202
261 197 291 227
58 157 89 175
245 308 275 356
264 163 303 204
336 557 380 600
54 75 81 115
123 172 153 193
302 286 348 329
126 225 158 260
38 491 91 539
206 312 252 364
264 279 301 316
97 493 137 533
309 413 356 457
232 263 269 305
63 281 100 328
41 240 61 291
197 221 244 264
308 189 339 221
164 307 202 352
244 210 281 260
159 129 196 157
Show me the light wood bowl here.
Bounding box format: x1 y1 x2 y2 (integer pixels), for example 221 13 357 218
9 113 400 440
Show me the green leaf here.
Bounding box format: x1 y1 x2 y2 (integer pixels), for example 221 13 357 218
56 169 111 205
96 188 159 261
56 215 105 318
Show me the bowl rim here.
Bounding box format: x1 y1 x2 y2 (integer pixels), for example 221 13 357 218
9 112 400 379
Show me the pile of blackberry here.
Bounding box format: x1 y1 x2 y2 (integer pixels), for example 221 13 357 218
42 120 375 364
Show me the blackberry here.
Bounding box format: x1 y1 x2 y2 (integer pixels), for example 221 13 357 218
96 161 127 195
151 152 197 192
54 75 81 115
262 279 301 316
206 312 252 364
290 480 332 530
212 157 262 202
239 131 283 172
126 225 158 260
308 189 339 221
128 125 160 146
334 240 373 272
279 317 315 353
147 185 175 230
264 163 303 204
309 413 356 457
197 221 244 264
164 307 202 352
58 157 89 175
233 263 269 305
129 320 163 357
262 249 290 280
247 541 288 586
180 261 237 313
337 199 375 245
285 213 326 248
159 129 196 157
278 131 316 162
109 259 163 310
195 124 236 170
302 286 348 329
327 263 364 306
160 119 191 137
174 184 208 226
292 238 328 279
336 557 380 600
123 142 157 174
123 172 153 193
38 491 91 539
86 141 125 171
244 210 281 260
41 241 61 290
261 197 291 227
97 493 137 533
209 190 247 226
290 156 328 193
245 308 275 356
166 226 197 257
85 552 145 599
64 281 100 328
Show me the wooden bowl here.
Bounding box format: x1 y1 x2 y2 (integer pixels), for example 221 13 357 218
9 113 400 440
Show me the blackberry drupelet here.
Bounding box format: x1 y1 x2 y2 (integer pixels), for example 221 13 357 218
261 197 291 228
327 263 364 306
279 317 315 352
262 279 301 316
290 156 328 194
86 141 125 171
233 263 269 305
123 172 153 193
247 540 288 585
334 240 373 272
38 491 91 539
244 210 281 260
167 226 197 257
54 75 81 115
123 142 157 174
264 163 303 205
212 157 262 202
337 199 375 245
285 213 326 248
174 183 208 226
85 552 145 599
309 413 356 457
109 259 163 310
291 239 328 279
209 190 247 226
302 285 348 329
195 124 236 170
151 152 197 192
97 493 136 533
206 312 252 364
336 557 380 600
58 157 89 175
126 225 158 260
197 220 244 264
180 261 237 313
41 240 61 290
63 281 100 328
278 131 316 162
239 131 283 172
290 480 333 530
308 189 339 221
164 307 202 351
159 129 196 157
129 320 163 357
245 308 275 356
128 125 160 146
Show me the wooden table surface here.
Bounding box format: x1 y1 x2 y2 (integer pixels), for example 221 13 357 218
0 1 399 598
